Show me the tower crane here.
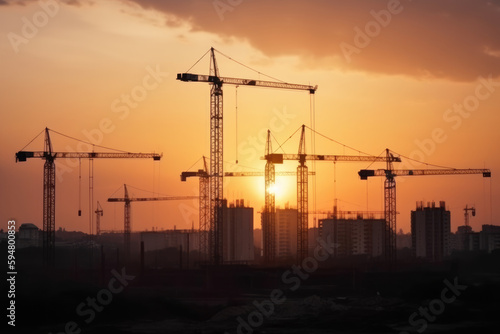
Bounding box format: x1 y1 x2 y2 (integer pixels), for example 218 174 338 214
358 151 491 262
177 47 317 265
464 204 476 229
107 184 198 260
95 201 103 236
15 128 162 267
180 156 314 261
263 126 402 263
463 205 476 250
180 156 210 260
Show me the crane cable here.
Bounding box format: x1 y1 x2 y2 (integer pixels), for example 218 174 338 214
214 48 286 83
184 48 211 73
235 85 239 164
18 128 45 151
184 156 204 172
48 128 130 153
78 158 82 216
152 159 156 226
391 150 456 170
490 178 493 224
310 93 317 228
366 178 369 211
333 161 337 212
272 125 303 154
126 184 176 197
224 159 260 171
304 125 373 157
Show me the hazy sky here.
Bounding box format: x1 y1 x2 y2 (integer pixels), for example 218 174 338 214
1 0 499 234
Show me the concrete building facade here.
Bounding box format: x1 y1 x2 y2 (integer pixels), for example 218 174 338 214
479 224 500 253
275 205 298 260
223 200 254 263
319 217 385 258
411 201 451 261
140 229 199 253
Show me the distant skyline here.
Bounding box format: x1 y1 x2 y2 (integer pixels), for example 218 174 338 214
1 0 498 234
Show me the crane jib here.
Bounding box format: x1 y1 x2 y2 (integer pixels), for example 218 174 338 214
177 73 317 93
358 169 491 179
16 151 161 161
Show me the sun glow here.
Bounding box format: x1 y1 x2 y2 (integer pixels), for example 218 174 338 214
267 181 290 199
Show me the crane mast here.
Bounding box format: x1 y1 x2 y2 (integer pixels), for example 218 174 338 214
210 47 224 266
297 125 308 263
43 128 56 268
177 48 316 265
384 149 397 263
180 157 210 261
265 132 276 265
200 157 210 262
124 184 131 260
463 205 476 250
463 205 476 228
95 201 103 236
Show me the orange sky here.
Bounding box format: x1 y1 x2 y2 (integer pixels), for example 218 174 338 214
1 0 499 234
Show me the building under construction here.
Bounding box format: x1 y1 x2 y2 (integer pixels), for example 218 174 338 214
224 199 254 263
275 205 298 261
319 211 385 259
411 201 451 262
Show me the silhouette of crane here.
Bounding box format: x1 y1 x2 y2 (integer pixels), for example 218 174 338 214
463 204 476 250
264 126 401 263
177 47 316 265
16 128 162 267
95 201 103 236
359 153 491 262
107 184 198 260
181 156 314 262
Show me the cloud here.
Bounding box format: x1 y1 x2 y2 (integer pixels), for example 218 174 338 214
124 0 500 82
1 0 88 6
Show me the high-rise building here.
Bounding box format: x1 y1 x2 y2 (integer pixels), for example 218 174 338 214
411 201 451 261
480 224 500 253
453 225 479 251
223 199 254 263
308 226 320 254
275 204 298 260
319 217 385 258
253 228 262 257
